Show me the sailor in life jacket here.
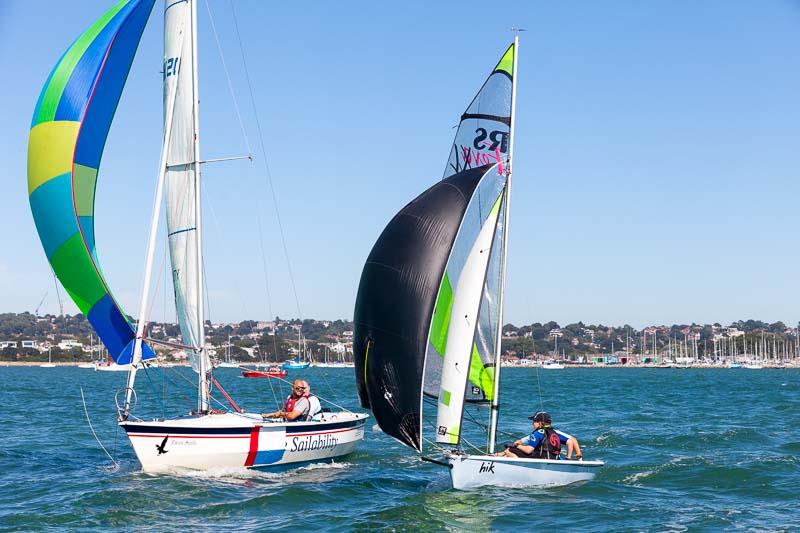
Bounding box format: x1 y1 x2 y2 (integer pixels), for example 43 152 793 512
495 411 584 460
301 380 323 421
261 379 322 421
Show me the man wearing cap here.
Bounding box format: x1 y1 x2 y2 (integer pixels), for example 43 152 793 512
495 411 583 460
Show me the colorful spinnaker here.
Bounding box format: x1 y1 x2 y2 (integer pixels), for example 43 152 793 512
27 0 156 364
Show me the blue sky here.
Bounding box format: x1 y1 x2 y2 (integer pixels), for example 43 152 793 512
1 1 799 328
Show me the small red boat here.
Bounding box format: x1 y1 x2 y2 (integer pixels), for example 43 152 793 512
241 368 287 378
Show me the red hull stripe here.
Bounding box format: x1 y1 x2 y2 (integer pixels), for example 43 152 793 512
244 425 260 466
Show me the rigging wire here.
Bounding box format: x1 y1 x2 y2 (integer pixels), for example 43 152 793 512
144 232 169 332
48 264 63 316
534 365 545 412
80 387 119 468
203 0 252 157
230 1 305 322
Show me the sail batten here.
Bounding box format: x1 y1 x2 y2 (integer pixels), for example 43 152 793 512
27 0 157 364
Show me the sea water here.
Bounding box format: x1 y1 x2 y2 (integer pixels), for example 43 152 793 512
1 366 798 531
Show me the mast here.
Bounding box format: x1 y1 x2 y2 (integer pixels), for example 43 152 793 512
487 35 518 453
189 0 209 412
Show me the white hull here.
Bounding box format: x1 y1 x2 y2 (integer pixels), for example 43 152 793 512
283 361 310 369
542 364 564 370
446 452 603 490
120 411 368 472
216 362 240 368
78 363 95 369
39 363 56 368
313 363 355 368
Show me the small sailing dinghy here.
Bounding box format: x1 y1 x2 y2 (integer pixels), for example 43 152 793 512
28 0 366 472
354 38 602 489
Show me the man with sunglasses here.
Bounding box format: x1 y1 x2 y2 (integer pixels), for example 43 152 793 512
262 380 311 421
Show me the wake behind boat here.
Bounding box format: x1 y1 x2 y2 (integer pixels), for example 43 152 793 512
27 0 366 472
354 38 602 489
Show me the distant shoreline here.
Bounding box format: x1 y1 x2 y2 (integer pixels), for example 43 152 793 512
1 361 797 369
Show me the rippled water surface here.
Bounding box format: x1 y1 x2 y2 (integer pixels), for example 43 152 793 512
1 367 799 531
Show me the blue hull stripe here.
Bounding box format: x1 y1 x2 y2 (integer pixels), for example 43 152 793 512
122 418 364 436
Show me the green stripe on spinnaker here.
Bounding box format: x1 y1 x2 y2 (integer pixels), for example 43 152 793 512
50 233 107 313
430 272 453 354
33 0 128 125
73 164 98 216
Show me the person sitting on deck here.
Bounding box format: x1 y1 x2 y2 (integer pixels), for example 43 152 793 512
261 380 311 421
302 380 323 421
495 411 583 460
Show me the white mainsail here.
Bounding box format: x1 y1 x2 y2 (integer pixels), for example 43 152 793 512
163 0 206 376
435 191 504 444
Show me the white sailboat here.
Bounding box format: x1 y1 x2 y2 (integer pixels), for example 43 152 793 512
354 38 602 489
216 336 240 368
28 0 365 472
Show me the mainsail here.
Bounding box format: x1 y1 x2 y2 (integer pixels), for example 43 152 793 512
27 0 156 364
163 0 207 373
443 43 514 180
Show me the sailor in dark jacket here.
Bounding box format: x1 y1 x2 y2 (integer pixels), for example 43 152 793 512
496 411 583 460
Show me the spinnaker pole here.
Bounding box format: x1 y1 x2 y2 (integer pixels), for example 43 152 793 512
487 36 518 453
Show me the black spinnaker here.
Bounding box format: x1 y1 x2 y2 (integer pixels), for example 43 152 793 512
353 165 494 451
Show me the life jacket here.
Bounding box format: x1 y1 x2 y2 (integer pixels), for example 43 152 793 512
533 427 562 459
283 391 310 414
